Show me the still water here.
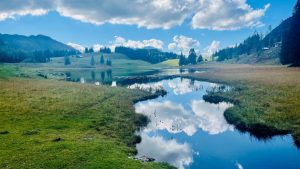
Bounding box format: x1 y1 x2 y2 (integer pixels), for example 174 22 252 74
62 68 199 85
131 78 300 169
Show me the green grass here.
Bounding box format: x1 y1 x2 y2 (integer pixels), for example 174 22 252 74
23 53 173 77
158 59 179 67
0 65 175 169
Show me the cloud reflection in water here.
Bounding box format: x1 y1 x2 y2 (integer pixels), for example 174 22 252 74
134 78 233 169
136 134 193 169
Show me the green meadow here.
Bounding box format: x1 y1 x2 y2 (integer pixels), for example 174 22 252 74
0 65 175 169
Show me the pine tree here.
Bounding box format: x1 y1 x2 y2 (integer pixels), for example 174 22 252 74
197 54 203 63
84 47 89 54
100 54 105 64
179 52 185 66
64 55 71 65
88 48 94 53
106 58 112 66
188 48 197 65
90 55 95 66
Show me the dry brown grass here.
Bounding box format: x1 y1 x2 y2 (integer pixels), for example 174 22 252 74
186 63 300 86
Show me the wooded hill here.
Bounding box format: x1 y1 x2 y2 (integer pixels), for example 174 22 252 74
213 17 292 64
0 34 78 63
211 0 300 67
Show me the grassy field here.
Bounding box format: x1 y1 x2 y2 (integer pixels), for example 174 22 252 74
0 64 174 169
158 59 179 67
183 63 300 147
19 53 176 79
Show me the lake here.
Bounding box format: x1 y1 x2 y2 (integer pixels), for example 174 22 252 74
62 68 201 85
131 78 300 169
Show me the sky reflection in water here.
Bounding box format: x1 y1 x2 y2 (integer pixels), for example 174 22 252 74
133 78 300 169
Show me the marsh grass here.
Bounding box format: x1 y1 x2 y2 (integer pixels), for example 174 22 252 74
184 64 300 147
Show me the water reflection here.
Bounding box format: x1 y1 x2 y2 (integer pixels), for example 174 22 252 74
191 100 234 135
136 134 193 169
133 78 300 169
64 69 114 85
134 78 234 168
168 78 202 95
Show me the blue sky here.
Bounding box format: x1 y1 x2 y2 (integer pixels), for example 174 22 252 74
0 0 296 55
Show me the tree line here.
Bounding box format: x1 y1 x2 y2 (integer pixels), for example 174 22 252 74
0 45 78 63
213 0 300 66
213 33 264 61
115 46 177 64
84 47 112 54
64 54 112 66
179 48 203 66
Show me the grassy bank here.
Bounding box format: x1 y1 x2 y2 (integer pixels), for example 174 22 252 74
23 53 173 77
183 63 300 147
0 65 174 169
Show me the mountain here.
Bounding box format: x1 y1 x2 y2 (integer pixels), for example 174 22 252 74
0 34 78 63
0 34 74 52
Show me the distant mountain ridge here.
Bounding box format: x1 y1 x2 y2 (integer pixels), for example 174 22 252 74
0 34 78 63
0 34 74 52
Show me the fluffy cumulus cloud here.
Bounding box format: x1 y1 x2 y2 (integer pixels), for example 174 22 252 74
202 40 221 58
67 42 85 53
168 35 200 56
110 36 164 51
0 0 53 21
92 44 103 52
192 0 271 30
67 36 163 53
0 0 270 30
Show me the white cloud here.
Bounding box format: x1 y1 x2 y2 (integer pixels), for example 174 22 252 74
56 0 194 29
136 134 192 169
92 44 103 52
192 0 270 30
0 0 53 21
168 35 200 56
110 36 164 51
202 40 221 58
0 0 270 30
67 42 85 53
191 100 234 135
236 162 244 169
68 36 163 54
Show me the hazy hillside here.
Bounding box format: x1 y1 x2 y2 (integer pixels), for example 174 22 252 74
0 34 74 52
0 34 78 63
